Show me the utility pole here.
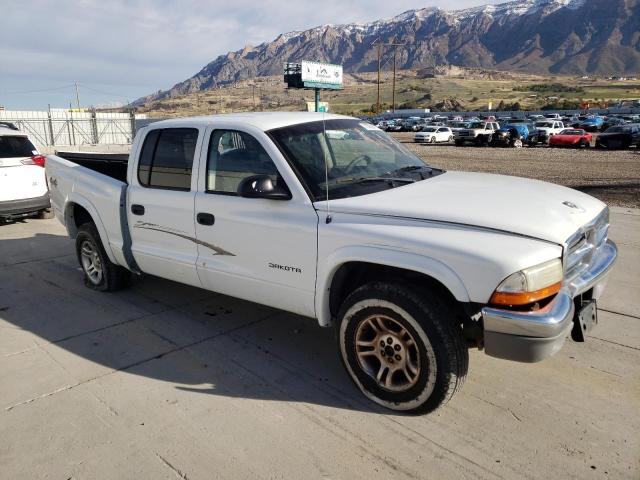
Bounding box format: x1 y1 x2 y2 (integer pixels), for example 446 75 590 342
371 40 406 115
74 82 81 110
392 46 397 112
376 42 381 114
252 84 256 110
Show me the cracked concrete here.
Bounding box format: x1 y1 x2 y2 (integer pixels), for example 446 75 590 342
0 209 638 479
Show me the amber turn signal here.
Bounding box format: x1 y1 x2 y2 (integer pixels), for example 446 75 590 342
489 281 562 307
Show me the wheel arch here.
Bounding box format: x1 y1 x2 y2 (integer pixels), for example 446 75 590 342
316 246 470 327
63 195 118 264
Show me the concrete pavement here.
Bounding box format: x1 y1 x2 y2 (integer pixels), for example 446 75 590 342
0 208 638 479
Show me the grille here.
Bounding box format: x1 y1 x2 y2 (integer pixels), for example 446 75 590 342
565 208 609 282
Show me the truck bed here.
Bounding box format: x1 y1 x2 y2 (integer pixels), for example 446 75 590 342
55 151 129 183
45 153 130 268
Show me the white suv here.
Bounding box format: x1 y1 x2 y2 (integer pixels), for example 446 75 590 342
414 126 454 144
0 122 51 220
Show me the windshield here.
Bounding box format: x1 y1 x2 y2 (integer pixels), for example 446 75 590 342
605 126 627 133
0 135 36 158
536 122 554 128
269 119 441 201
468 122 485 128
560 129 583 135
422 127 438 132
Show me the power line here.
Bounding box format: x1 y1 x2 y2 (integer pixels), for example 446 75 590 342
0 84 75 95
77 84 131 99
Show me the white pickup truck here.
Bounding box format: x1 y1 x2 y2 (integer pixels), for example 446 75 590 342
454 121 500 146
46 113 617 414
535 120 566 143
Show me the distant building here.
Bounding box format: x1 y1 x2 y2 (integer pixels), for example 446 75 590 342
417 68 436 78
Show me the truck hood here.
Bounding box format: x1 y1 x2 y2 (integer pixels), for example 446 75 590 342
316 172 605 245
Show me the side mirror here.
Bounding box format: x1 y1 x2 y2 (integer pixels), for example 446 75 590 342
237 174 291 200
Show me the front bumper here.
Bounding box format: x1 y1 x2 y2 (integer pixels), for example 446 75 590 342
481 239 617 362
0 194 50 218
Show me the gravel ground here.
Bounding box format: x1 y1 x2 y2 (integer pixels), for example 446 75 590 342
394 133 640 208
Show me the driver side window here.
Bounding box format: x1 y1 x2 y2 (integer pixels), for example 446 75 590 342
206 130 280 194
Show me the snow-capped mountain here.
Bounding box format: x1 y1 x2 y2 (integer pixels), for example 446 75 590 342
135 0 639 104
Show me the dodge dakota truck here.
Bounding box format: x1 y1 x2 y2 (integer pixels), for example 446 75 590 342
46 113 617 414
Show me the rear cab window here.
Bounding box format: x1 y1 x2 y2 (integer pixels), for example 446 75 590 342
0 135 37 158
137 128 198 190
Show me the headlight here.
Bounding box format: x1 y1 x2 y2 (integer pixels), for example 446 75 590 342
489 259 563 307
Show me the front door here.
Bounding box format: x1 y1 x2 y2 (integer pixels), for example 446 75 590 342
194 128 318 317
127 127 203 287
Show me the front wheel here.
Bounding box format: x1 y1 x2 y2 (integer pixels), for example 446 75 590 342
337 282 468 414
512 138 523 148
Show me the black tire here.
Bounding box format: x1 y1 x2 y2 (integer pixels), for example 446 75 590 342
579 139 589 149
37 208 55 219
454 140 464 147
75 222 131 292
337 282 468 414
430 137 436 144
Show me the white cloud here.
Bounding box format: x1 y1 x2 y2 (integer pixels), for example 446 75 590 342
0 0 498 109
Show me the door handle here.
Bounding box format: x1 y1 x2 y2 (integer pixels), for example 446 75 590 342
131 204 145 216
197 212 215 226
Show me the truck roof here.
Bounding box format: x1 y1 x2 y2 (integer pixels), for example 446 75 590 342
148 112 352 132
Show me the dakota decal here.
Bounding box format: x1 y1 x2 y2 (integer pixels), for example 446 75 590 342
268 262 302 274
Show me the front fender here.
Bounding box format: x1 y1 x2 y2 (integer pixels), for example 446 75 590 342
63 193 118 264
315 245 470 327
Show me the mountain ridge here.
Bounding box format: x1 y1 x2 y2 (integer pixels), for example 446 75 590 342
134 0 640 105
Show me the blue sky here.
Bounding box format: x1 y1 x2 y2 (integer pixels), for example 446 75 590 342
0 0 499 110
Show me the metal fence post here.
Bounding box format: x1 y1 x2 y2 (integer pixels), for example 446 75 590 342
47 105 55 147
129 110 136 142
91 109 99 144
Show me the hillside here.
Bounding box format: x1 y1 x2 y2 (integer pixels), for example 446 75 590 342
134 67 640 117
134 0 640 105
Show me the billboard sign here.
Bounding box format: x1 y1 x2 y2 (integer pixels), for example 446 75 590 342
301 61 343 90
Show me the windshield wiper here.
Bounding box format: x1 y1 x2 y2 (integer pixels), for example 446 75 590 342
329 176 415 187
351 177 416 185
389 165 443 179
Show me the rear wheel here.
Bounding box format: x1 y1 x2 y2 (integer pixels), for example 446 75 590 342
337 282 468 414
76 223 131 291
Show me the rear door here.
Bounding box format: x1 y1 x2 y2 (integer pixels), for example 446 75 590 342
127 127 204 287
0 134 47 202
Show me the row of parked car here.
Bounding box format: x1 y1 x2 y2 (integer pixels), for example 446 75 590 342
381 113 640 150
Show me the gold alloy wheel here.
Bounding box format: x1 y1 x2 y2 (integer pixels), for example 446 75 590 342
354 314 421 392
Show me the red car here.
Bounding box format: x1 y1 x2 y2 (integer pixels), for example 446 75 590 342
549 129 592 148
